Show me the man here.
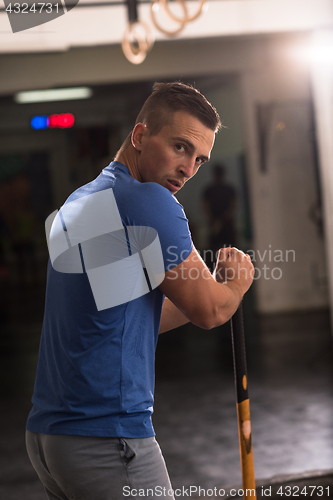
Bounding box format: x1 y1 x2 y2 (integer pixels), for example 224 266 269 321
26 82 254 500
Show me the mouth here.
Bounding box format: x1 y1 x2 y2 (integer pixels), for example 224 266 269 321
166 179 182 192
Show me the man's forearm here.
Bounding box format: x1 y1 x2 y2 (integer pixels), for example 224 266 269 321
158 247 254 331
159 280 241 334
211 280 243 328
159 297 190 334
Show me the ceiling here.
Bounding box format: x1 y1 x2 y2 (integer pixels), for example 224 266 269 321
0 0 332 55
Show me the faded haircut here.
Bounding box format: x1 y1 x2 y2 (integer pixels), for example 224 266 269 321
135 81 221 134
118 82 221 154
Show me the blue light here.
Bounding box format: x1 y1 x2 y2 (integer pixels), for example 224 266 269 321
31 115 49 130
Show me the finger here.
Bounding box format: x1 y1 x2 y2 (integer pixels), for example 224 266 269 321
229 248 247 261
217 247 232 261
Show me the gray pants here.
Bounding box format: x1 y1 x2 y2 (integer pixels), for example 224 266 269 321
26 431 175 500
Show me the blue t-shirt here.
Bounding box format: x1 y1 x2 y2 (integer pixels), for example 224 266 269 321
26 161 193 438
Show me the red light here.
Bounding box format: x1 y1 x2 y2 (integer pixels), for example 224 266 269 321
48 113 75 129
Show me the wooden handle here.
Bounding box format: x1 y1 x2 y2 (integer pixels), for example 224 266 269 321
230 305 257 500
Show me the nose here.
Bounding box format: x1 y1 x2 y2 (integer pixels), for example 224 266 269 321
178 158 197 179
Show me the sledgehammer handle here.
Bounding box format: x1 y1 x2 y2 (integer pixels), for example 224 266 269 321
230 304 257 500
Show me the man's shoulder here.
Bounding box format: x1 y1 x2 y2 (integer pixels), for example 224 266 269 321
135 180 176 202
115 171 181 212
122 182 184 230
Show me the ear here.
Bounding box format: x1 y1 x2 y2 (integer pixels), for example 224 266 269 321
131 123 148 151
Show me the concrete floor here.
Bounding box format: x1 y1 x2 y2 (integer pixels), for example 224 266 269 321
154 317 333 497
0 292 333 499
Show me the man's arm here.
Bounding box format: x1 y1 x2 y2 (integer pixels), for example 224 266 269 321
159 247 253 332
159 297 190 334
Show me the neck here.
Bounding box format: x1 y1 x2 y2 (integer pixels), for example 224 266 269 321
115 145 143 183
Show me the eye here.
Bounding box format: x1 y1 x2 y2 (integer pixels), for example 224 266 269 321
196 157 204 166
175 144 186 153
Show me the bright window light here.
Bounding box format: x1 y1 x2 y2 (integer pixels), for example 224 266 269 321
14 87 93 104
290 32 333 65
292 45 333 64
308 45 333 64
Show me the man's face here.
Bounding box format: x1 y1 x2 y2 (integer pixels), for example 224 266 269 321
134 111 215 194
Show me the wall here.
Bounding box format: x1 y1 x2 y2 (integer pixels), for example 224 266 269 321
240 36 329 313
310 29 333 328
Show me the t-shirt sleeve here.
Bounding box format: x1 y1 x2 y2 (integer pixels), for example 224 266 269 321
140 184 193 272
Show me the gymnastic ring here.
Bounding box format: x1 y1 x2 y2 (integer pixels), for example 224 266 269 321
161 0 206 23
122 20 154 64
151 0 187 36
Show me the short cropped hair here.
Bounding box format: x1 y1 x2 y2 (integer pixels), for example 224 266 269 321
136 82 221 134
